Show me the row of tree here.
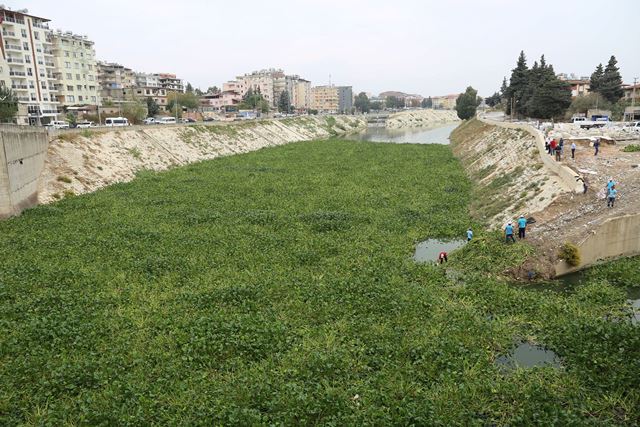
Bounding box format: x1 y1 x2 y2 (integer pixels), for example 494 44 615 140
487 52 627 120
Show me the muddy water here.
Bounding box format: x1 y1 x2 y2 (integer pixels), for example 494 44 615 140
496 342 562 370
348 123 459 145
414 239 466 263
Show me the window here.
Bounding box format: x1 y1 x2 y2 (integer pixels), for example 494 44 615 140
65 61 71 69
24 55 31 63
91 96 96 102
21 29 27 38
23 42 29 50
88 75 94 81
78 96 83 101
29 81 35 88
34 32 40 40
67 85 73 91
76 74 80 80
64 51 70 57
66 73 72 80
27 68 33 76
41 81 46 88
77 85 82 90
30 93 37 101
74 62 79 69
66 95 75 102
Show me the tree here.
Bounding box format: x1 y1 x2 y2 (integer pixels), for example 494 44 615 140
385 96 403 109
455 86 479 120
566 93 612 118
370 101 383 111
185 82 194 93
167 92 199 117
421 96 433 108
207 86 220 94
0 87 18 123
65 112 77 127
278 91 291 113
600 55 624 104
354 92 370 113
194 88 203 96
523 56 571 119
589 63 604 93
122 101 147 124
485 92 501 107
146 97 160 117
504 51 529 117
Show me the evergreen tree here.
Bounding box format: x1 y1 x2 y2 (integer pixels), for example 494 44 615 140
485 92 501 107
277 91 291 113
421 96 433 108
505 51 529 117
146 97 160 117
185 82 194 93
599 55 624 103
527 62 571 119
354 92 370 113
500 77 508 97
589 63 604 93
0 87 18 123
455 86 479 120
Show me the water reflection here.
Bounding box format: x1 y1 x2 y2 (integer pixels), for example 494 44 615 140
348 123 459 145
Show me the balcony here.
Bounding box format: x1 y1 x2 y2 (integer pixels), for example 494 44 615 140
11 84 29 90
6 57 24 64
3 16 26 25
17 97 30 102
9 70 26 77
4 44 22 52
2 30 18 38
45 61 55 67
33 22 50 30
43 49 53 56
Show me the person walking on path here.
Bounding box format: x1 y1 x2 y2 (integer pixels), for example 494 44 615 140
606 178 616 193
545 138 550 154
517 215 527 239
555 143 562 161
466 228 473 242
571 142 576 159
550 138 557 156
594 138 600 156
607 185 618 208
505 222 516 243
437 251 448 264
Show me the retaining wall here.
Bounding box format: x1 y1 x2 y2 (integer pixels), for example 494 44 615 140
555 213 640 275
0 125 49 218
478 117 583 194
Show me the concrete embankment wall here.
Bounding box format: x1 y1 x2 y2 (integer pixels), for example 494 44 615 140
0 126 49 218
386 109 459 129
556 213 640 275
478 117 583 194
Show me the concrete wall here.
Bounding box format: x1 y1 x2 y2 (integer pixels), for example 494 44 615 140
555 213 640 276
0 125 49 218
479 117 583 194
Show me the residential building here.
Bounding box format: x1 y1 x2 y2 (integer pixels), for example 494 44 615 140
337 86 352 113
155 73 183 92
132 86 167 109
558 74 591 98
432 94 458 110
97 61 135 91
237 69 279 107
291 78 311 110
200 90 242 113
0 7 59 124
135 72 159 88
311 85 339 113
223 80 246 94
623 83 639 104
51 30 100 107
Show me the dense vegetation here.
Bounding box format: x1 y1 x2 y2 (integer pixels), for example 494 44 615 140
0 140 638 425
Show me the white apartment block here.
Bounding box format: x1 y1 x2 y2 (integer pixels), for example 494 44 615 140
51 30 100 106
237 69 281 107
135 72 159 88
0 7 59 124
155 73 183 92
290 77 311 110
237 69 312 109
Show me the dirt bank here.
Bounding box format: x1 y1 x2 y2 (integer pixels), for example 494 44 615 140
386 109 459 129
39 116 365 203
450 119 564 228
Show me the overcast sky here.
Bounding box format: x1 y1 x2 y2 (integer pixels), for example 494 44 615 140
11 0 640 97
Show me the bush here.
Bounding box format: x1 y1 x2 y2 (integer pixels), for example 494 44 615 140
558 242 581 266
56 175 72 184
622 144 640 152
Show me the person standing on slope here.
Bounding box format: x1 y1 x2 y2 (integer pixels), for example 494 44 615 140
571 141 577 159
505 222 516 243
437 251 448 264
607 185 618 208
466 228 473 242
517 215 527 239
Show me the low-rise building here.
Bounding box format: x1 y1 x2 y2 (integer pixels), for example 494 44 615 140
622 83 639 104
432 94 458 110
135 72 159 88
155 73 183 92
0 7 59 124
200 90 242 113
97 61 135 91
51 30 100 107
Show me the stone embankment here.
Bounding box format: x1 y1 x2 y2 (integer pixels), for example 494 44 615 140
386 109 459 129
38 116 365 204
450 118 566 228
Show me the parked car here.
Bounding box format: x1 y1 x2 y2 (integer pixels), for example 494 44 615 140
203 117 216 122
157 117 177 125
624 121 640 132
185 118 196 123
46 120 70 129
105 117 130 127
75 120 94 128
143 117 157 125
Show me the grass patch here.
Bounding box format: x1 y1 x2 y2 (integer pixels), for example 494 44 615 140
622 144 640 152
56 175 72 183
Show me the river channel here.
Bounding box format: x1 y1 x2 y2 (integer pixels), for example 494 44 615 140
347 122 459 145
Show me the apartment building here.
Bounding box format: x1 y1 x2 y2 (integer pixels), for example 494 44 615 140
0 7 59 124
291 78 311 110
51 30 100 107
311 85 352 113
156 73 183 92
222 80 246 95
135 72 159 88
237 69 278 107
97 61 135 90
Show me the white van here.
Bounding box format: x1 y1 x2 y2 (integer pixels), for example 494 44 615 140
156 117 177 125
47 120 70 129
105 117 130 127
